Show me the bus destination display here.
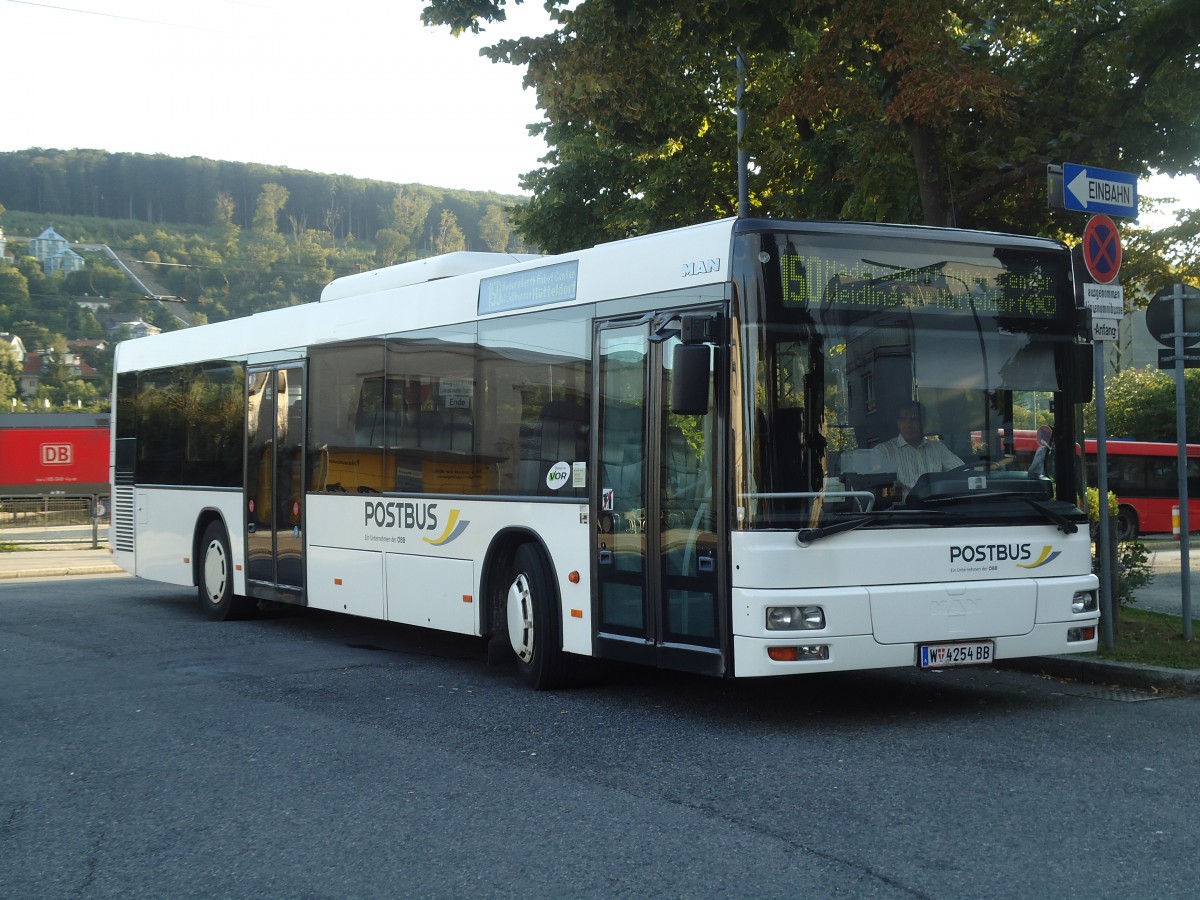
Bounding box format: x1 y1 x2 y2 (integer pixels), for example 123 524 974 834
780 253 1065 320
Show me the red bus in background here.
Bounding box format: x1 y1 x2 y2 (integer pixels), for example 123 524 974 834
0 413 110 496
1009 429 1200 539
1084 439 1200 540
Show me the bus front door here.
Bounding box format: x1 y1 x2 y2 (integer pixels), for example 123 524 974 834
245 364 306 603
594 318 725 676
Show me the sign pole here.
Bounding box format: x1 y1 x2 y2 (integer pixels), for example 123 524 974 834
1172 285 1193 639
1093 346 1115 649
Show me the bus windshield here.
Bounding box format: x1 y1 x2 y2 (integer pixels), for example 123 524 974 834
734 227 1086 531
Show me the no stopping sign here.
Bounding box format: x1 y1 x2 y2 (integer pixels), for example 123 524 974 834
1081 214 1121 284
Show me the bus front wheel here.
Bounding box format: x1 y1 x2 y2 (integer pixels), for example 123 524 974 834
505 543 568 690
198 521 254 621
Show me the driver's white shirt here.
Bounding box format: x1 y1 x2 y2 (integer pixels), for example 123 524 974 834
877 433 964 493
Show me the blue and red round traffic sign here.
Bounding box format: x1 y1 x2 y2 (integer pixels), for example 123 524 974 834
1081 214 1121 284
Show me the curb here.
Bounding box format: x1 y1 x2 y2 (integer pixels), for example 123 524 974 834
0 566 126 580
1003 655 1200 695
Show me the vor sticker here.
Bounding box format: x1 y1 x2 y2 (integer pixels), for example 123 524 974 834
546 461 571 490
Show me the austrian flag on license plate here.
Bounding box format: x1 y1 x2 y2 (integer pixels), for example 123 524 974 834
918 640 994 669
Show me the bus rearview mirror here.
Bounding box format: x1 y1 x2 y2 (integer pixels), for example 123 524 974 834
672 344 711 415
1075 344 1093 404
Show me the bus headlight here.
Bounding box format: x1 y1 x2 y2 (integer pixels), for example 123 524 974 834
1071 590 1098 614
766 605 825 631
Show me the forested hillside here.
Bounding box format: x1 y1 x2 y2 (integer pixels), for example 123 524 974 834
0 148 533 410
0 148 528 253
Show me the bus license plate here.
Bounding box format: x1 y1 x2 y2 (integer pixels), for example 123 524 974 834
918 640 994 669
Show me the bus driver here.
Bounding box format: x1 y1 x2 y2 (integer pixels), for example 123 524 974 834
878 400 963 497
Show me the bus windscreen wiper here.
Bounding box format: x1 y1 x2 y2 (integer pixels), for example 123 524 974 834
1012 495 1077 534
797 516 875 545
913 491 1078 534
796 508 963 544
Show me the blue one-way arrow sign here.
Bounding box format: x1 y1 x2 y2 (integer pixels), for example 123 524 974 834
1063 163 1138 218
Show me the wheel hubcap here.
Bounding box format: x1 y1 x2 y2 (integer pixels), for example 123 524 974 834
506 572 535 663
203 539 227 604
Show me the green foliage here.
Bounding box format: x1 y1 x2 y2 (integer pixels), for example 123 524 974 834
1086 487 1155 608
1084 367 1200 442
1085 486 1119 523
424 0 1200 254
0 149 525 251
0 154 533 413
0 264 30 307
1095 606 1200 670
1112 540 1154 607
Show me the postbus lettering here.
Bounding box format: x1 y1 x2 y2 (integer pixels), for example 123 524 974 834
364 500 439 531
949 543 1032 563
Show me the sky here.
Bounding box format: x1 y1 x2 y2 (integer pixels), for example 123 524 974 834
1 0 1197 217
1 0 555 195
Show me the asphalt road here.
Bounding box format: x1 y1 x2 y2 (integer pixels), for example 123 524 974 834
3 577 1199 898
1136 540 1199 617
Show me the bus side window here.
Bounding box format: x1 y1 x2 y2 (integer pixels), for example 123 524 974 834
538 400 588 495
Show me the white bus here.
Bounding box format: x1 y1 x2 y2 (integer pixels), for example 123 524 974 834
111 218 1100 688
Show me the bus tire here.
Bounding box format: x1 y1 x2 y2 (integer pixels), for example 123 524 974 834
198 520 253 621
505 543 568 690
1116 506 1139 542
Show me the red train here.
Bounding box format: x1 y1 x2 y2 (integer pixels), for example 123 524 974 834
0 413 110 496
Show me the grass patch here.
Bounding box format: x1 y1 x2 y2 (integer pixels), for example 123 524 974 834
1095 606 1200 670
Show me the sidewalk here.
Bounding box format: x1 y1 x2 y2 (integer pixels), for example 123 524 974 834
0 545 125 580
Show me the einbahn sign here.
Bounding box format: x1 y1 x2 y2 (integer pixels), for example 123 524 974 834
1062 163 1138 218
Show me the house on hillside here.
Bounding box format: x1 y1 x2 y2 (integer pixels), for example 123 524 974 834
103 317 161 340
0 225 7 261
29 226 85 275
19 349 101 400
75 295 113 312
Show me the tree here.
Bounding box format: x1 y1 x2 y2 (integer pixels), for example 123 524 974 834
252 183 290 236
0 342 18 408
1084 367 1200 442
374 228 406 267
423 0 1200 251
432 209 466 254
390 187 436 260
214 191 241 258
478 204 514 251
0 265 30 306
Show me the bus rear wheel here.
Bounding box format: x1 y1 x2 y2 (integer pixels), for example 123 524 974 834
505 543 568 690
198 521 254 621
1116 506 1139 542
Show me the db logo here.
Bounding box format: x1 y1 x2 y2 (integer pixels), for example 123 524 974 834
41 443 73 465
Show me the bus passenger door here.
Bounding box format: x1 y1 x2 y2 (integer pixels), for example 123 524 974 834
594 317 725 676
245 364 306 602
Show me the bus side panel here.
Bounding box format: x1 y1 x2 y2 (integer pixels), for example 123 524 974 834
306 494 592 654
1126 497 1200 535
130 488 245 591
384 554 474 634
307 547 384 619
